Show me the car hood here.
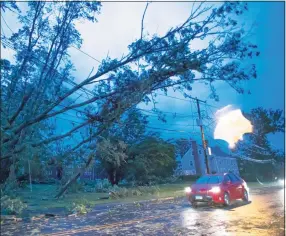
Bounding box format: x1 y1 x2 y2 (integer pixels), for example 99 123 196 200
191 183 221 193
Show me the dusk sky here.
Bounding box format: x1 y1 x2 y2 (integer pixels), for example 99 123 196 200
1 1 285 151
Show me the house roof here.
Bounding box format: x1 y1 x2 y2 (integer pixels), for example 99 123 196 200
211 146 229 157
182 141 231 159
195 143 229 156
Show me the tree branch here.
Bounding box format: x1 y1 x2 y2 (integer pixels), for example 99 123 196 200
140 2 150 40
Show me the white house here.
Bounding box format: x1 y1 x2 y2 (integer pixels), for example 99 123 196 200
209 156 240 176
177 139 240 176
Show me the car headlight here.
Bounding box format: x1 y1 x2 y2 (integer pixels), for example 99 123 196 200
185 187 192 193
209 186 221 194
278 179 284 186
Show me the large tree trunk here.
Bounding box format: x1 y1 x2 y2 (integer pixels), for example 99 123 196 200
0 159 12 184
107 167 123 186
107 169 116 186
54 153 94 198
114 169 122 185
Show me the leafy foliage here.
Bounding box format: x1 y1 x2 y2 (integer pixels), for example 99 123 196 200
235 107 285 181
96 136 128 185
126 137 176 185
83 178 112 193
1 2 101 185
109 185 160 199
106 108 149 145
1 2 260 192
245 107 284 135
67 198 90 215
1 195 27 215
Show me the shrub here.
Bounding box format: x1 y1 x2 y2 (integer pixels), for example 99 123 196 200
67 198 90 215
130 189 142 196
118 179 128 186
108 185 160 199
137 186 159 195
69 203 87 215
109 186 129 199
96 178 112 192
1 195 27 215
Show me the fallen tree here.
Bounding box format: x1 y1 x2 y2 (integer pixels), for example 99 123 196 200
1 2 259 194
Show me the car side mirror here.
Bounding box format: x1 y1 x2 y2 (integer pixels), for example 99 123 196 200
224 180 231 185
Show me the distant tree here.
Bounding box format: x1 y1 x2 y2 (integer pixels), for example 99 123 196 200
235 107 284 181
1 2 260 194
104 108 149 145
94 109 148 185
1 1 101 186
95 136 128 185
126 137 176 185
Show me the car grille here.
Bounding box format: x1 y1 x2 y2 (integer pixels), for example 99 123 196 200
199 189 207 194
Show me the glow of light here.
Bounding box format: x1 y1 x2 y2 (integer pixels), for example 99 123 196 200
185 187 192 193
208 147 212 155
209 186 220 193
214 105 253 148
278 179 284 186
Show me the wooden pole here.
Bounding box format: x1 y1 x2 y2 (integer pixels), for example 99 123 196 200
196 98 210 174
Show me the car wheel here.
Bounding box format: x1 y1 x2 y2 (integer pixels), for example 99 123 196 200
242 189 249 202
223 192 231 206
192 202 198 208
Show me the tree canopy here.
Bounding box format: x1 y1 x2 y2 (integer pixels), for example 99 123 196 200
235 107 284 181
1 2 260 191
126 137 176 185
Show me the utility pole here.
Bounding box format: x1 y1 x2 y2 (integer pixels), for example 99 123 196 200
195 98 210 174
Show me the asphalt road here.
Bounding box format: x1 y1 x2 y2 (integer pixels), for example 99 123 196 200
1 185 285 236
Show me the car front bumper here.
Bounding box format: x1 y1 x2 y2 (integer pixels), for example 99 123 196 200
186 192 225 204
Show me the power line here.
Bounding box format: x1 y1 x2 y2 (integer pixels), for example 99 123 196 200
146 126 200 134
156 93 220 109
1 25 6 39
137 108 196 118
1 15 14 34
70 45 101 63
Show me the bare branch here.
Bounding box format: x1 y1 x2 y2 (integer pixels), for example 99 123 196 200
140 2 150 40
7 92 33 126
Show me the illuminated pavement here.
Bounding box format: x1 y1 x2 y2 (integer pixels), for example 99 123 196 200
1 185 285 236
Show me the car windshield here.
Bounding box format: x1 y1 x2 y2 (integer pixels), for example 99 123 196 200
196 176 209 184
196 176 222 184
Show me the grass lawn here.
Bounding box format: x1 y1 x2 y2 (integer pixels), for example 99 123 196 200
7 181 267 217
9 182 191 217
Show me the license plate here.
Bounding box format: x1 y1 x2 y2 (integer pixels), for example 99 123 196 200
195 196 203 200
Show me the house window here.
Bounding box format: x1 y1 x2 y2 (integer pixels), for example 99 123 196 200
190 161 193 167
199 150 202 154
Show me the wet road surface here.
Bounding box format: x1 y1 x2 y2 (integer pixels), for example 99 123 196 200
1 185 285 236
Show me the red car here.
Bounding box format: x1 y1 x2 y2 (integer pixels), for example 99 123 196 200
185 173 249 207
